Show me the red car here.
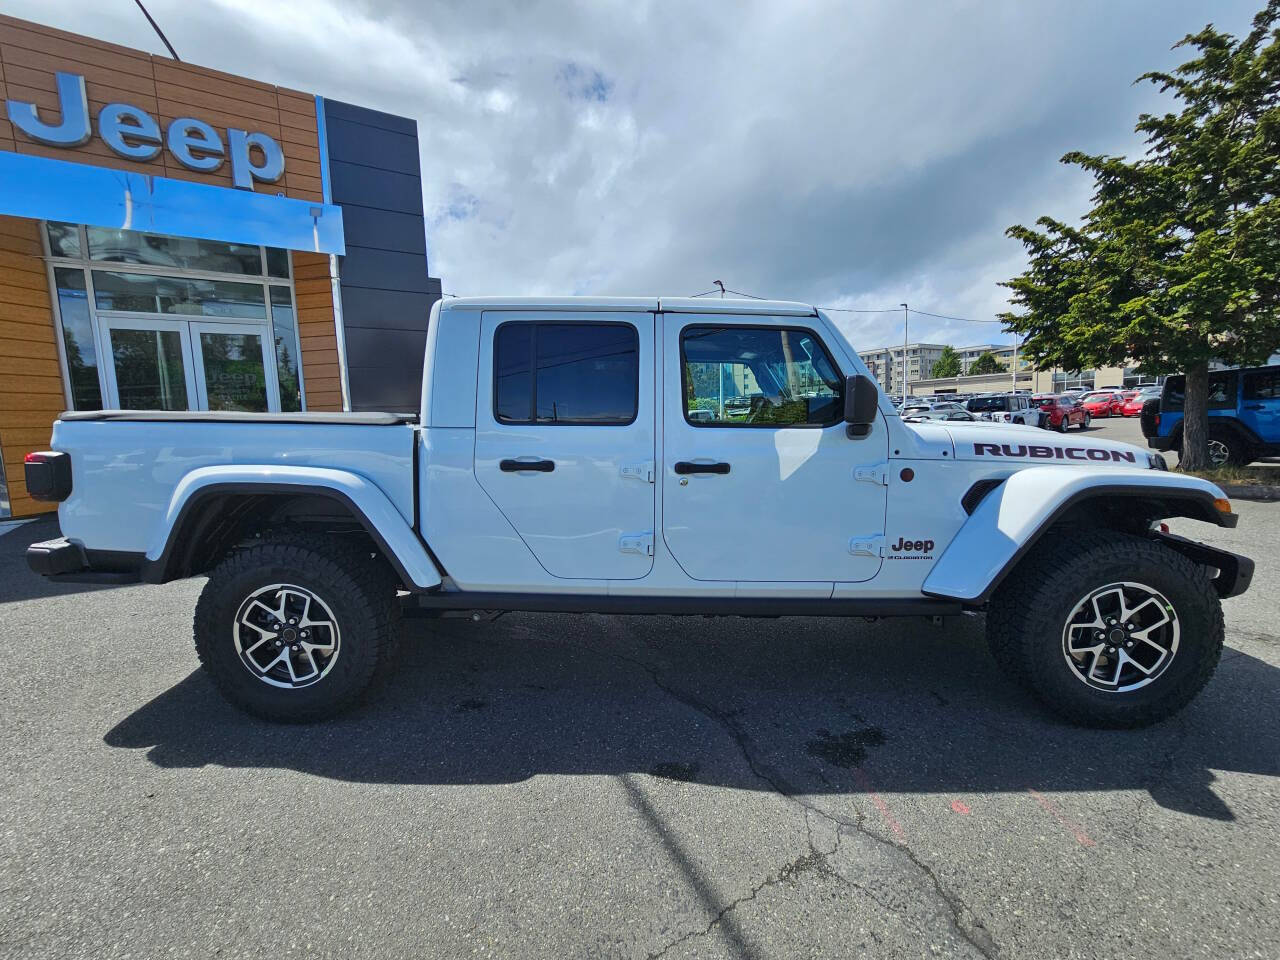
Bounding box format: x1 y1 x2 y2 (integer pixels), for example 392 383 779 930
1121 387 1161 416
1031 394 1090 431
1079 390 1124 417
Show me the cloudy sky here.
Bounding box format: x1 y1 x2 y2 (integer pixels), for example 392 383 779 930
6 0 1265 350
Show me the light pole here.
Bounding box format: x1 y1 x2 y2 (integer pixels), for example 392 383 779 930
900 303 908 399
1011 332 1019 393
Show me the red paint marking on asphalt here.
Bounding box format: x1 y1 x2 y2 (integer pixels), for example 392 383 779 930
1027 788 1096 847
852 767 906 840
951 800 971 815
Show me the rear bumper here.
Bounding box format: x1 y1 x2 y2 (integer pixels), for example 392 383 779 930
1147 434 1177 452
26 537 143 584
1153 531 1253 599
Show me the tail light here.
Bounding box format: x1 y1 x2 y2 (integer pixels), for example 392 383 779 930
24 451 72 502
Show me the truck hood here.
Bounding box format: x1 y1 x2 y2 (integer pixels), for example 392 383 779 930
943 421 1155 468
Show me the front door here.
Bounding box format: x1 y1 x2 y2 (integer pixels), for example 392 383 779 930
99 316 198 411
473 311 657 580
661 315 888 583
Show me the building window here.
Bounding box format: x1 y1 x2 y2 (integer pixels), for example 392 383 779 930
51 267 102 410
43 222 304 412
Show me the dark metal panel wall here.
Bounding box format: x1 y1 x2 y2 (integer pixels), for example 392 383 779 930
322 99 442 412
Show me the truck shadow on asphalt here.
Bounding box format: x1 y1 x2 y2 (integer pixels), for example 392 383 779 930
104 611 1279 822
0 517 121 604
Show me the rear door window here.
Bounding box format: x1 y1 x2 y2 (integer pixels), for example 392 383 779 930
1162 372 1238 411
494 321 639 425
1243 369 1280 400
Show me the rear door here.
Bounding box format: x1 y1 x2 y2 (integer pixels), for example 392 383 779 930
661 314 888 583
473 311 656 580
1240 368 1280 443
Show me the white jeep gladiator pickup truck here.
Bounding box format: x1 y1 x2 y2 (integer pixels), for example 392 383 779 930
24 297 1253 727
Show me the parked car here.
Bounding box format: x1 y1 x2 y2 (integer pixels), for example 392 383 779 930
1031 394 1090 432
902 404 983 422
24 296 1251 729
1143 365 1280 466
1079 390 1124 418
965 393 1041 426
1121 386 1162 417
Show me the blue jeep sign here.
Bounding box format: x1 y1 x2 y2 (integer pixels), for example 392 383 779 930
4 71 285 191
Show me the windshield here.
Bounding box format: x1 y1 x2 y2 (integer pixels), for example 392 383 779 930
1030 397 1056 407
966 396 1007 412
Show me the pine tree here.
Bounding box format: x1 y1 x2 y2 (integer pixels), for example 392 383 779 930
1001 2 1280 469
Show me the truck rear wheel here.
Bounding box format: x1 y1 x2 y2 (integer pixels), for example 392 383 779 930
194 532 398 722
987 529 1222 728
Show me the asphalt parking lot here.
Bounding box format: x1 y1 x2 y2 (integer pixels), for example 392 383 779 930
2 498 1277 959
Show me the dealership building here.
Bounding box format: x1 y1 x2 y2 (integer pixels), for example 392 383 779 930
0 14 441 517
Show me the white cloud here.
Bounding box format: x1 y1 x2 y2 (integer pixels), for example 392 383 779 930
6 0 1265 344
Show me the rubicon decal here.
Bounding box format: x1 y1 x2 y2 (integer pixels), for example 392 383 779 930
973 443 1137 463
889 536 935 559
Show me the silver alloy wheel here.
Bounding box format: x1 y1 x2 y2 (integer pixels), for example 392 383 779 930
233 583 341 689
1207 438 1231 467
1061 581 1179 693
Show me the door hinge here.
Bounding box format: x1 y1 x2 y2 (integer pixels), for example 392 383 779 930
848 535 885 558
853 462 889 485
621 460 656 483
619 531 655 556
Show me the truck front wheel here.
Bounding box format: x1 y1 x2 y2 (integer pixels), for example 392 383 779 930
987 529 1223 728
193 532 399 722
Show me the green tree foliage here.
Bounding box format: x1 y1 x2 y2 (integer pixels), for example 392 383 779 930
969 351 1002 375
932 345 962 378
1000 2 1280 469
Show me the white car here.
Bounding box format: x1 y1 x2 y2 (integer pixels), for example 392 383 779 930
25 296 1252 729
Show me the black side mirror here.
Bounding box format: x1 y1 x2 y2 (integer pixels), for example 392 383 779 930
843 374 880 438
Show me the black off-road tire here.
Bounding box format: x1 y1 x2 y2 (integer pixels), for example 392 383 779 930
194 531 399 722
987 528 1223 728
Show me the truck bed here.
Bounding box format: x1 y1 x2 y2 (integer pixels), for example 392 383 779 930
49 413 420 559
59 410 417 425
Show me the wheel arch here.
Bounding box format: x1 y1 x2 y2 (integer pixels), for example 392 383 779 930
1167 415 1260 449
922 468 1235 606
142 466 442 591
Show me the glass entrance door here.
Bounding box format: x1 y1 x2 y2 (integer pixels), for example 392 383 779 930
99 317 197 411
191 322 279 412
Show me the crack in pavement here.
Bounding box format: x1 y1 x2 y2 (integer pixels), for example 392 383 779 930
645 836 842 960
583 636 1001 959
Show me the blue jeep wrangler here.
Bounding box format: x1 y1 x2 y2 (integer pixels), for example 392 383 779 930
1142 365 1280 466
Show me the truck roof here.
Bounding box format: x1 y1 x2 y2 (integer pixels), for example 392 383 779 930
440 296 817 317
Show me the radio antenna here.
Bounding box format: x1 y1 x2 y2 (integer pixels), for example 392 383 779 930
132 0 181 61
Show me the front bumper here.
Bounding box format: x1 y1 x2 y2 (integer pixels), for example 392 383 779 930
1153 531 1253 599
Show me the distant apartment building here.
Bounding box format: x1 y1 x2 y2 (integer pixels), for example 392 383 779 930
956 343 1033 374
857 343 948 394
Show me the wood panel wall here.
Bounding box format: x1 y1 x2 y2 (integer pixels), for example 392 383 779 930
0 17 345 516
0 215 62 518
292 252 342 412
0 15 322 202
